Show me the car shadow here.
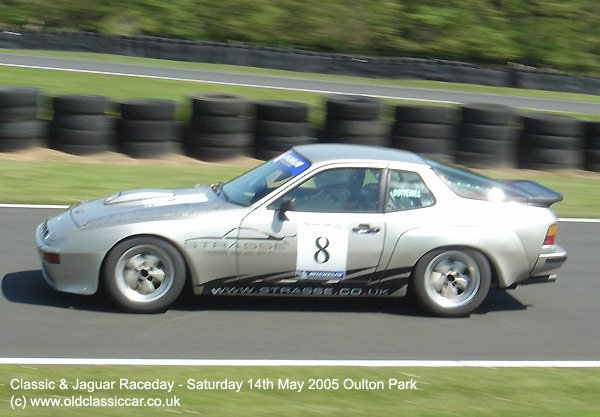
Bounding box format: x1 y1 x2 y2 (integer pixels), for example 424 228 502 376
2 270 527 316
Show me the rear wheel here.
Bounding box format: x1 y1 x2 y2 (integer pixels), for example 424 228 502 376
412 248 491 317
103 237 186 313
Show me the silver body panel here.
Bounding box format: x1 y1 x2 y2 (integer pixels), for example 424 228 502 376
36 144 566 299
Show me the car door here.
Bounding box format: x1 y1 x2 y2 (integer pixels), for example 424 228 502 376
235 166 386 295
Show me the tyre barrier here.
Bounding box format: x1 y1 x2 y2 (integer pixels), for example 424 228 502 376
117 99 176 158
254 100 317 160
456 104 517 168
518 114 584 170
390 104 456 161
584 121 600 172
321 95 388 147
49 94 111 155
0 86 43 152
184 93 253 161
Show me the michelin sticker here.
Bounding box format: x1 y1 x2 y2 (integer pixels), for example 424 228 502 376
296 222 348 280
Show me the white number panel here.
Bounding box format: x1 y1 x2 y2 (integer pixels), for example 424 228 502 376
296 221 349 280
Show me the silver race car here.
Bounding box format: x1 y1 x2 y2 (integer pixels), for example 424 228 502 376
36 144 567 316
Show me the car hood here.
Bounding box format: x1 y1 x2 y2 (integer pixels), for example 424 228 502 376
69 186 237 229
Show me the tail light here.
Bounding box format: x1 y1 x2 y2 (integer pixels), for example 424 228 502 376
543 224 557 246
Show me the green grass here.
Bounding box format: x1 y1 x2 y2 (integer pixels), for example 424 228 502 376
1 365 598 416
3 48 600 104
0 159 598 217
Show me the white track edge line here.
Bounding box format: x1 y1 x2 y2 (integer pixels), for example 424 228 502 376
0 359 599 367
0 62 586 113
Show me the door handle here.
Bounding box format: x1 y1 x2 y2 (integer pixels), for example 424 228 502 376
352 224 380 234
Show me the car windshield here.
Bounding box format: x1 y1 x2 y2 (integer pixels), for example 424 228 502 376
427 159 529 201
222 150 311 206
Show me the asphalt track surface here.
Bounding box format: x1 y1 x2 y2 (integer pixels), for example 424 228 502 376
0 208 598 360
1 52 599 115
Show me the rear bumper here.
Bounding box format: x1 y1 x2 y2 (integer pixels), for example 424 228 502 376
530 244 567 276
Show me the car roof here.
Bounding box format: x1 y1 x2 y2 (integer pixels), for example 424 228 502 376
292 144 428 166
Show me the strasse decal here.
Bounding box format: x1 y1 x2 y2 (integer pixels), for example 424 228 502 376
209 286 390 296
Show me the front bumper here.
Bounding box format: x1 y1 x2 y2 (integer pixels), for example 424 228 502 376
36 222 103 295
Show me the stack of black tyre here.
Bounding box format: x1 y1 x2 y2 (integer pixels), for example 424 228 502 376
117 99 176 158
584 122 600 172
254 100 317 160
0 87 43 152
518 114 584 170
50 94 111 155
456 104 517 168
390 104 456 161
184 93 253 161
321 95 387 146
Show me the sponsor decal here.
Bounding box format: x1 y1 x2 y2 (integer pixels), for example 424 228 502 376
209 286 390 296
274 151 310 176
390 188 422 199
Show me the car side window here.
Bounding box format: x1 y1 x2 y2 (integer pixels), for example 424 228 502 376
278 168 382 213
386 170 435 212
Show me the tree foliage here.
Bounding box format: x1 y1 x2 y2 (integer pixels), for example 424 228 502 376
1 0 599 74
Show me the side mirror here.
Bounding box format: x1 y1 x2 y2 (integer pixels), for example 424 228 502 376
277 197 296 221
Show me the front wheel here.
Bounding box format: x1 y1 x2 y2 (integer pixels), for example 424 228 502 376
411 248 491 317
103 236 186 313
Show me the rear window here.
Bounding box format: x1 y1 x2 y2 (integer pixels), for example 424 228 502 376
427 159 528 201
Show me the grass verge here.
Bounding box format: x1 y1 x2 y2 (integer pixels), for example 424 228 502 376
0 157 598 218
1 365 599 417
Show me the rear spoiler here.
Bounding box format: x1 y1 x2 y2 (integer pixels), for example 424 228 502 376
496 180 563 207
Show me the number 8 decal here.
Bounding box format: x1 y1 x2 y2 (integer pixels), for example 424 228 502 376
314 237 330 263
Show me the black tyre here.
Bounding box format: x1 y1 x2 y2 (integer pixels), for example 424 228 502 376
117 120 174 141
118 141 170 158
460 123 515 141
584 150 600 172
50 127 111 146
0 120 46 139
321 133 389 147
53 95 108 115
0 106 38 122
185 132 253 147
519 148 581 170
411 248 491 317
191 115 250 133
256 101 308 122
0 87 40 107
393 122 454 139
325 118 386 136
458 137 513 155
391 136 454 154
184 143 250 161
585 121 600 138
326 95 380 120
585 134 600 151
520 133 580 150
103 236 186 313
461 104 513 125
255 147 285 160
522 114 583 137
50 142 108 156
456 151 512 168
120 99 176 120
255 135 318 150
0 137 38 152
191 93 252 116
255 120 309 137
394 104 454 123
52 114 111 131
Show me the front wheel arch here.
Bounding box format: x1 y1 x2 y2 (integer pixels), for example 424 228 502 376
409 246 492 317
